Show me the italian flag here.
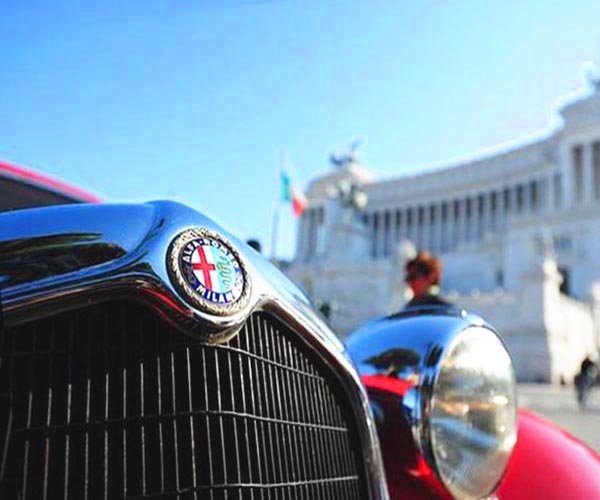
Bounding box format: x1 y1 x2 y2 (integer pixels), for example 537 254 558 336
281 171 306 217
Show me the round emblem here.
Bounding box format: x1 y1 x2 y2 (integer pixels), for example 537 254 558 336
168 228 251 316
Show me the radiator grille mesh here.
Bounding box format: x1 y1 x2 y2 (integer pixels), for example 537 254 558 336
0 301 366 499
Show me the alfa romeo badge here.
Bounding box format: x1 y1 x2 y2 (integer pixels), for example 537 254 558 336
168 228 251 316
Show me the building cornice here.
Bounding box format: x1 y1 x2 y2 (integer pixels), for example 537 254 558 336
365 135 559 207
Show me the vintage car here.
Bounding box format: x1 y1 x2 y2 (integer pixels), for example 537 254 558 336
1 161 600 500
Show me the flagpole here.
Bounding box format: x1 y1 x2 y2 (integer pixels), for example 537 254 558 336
270 149 284 261
270 200 280 261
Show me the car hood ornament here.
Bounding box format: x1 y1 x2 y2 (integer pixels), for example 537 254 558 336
168 228 251 316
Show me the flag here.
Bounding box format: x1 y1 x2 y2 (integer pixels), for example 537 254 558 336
280 171 306 217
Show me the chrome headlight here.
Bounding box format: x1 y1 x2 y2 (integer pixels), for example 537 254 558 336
347 311 518 500
421 326 517 499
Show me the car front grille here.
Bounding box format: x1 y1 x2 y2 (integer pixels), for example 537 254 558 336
0 301 366 500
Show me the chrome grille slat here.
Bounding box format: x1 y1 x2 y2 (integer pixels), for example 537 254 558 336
21 332 34 500
63 320 73 500
139 322 147 498
41 321 54 500
102 314 109 500
122 311 128 498
236 330 254 500
185 347 198 500
0 301 366 499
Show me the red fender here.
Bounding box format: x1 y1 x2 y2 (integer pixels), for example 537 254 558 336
496 409 600 499
362 375 600 499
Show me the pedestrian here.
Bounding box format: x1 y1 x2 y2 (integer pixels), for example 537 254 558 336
404 251 451 309
574 356 598 410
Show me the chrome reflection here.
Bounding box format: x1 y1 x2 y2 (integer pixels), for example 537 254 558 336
0 232 124 288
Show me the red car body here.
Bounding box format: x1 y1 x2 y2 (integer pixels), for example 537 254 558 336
362 374 600 499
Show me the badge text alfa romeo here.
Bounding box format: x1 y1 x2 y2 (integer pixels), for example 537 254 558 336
168 228 251 316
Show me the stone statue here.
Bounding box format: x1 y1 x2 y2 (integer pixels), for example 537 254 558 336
322 179 370 262
334 179 368 213
329 138 364 170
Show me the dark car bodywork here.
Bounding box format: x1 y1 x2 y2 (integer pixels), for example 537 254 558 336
0 160 100 212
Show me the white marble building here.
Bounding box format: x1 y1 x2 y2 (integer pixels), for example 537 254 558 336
287 82 600 383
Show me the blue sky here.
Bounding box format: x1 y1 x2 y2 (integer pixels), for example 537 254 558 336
2 0 600 258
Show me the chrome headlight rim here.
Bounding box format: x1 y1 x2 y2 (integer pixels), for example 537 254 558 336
415 324 518 500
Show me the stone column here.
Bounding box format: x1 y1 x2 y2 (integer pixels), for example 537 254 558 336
395 209 403 244
370 211 378 258
457 197 466 246
412 206 421 249
488 193 496 234
294 211 304 261
368 212 377 259
454 200 461 249
421 204 431 250
405 208 412 242
472 195 480 241
594 142 600 201
424 205 432 251
583 142 594 205
482 192 491 238
295 211 309 261
523 181 532 214
533 180 541 213
495 189 504 232
406 207 415 245
306 208 316 260
428 204 436 252
397 208 405 241
544 174 554 213
466 195 474 242
381 210 389 257
385 210 392 257
471 195 478 241
438 203 445 252
445 201 454 251
536 178 545 213
316 206 326 257
302 209 310 260
560 144 575 208
433 203 443 253
387 209 394 256
377 210 386 259
476 195 483 240
413 207 420 250
508 185 517 218
390 208 398 255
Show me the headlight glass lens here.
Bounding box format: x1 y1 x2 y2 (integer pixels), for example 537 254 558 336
429 327 517 500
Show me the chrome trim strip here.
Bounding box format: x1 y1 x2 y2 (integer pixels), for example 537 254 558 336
0 201 388 500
